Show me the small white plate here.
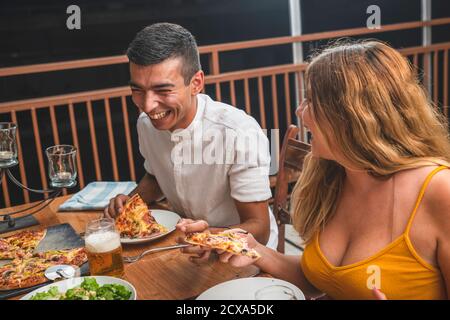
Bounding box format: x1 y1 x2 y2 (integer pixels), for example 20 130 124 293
120 210 181 244
196 277 305 300
20 276 137 300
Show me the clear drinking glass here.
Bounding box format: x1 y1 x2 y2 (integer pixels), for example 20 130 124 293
45 145 77 188
85 218 124 278
255 285 298 300
0 122 18 168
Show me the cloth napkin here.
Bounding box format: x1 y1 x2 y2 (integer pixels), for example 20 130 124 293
58 181 137 211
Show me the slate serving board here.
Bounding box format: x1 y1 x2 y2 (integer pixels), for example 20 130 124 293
0 223 89 299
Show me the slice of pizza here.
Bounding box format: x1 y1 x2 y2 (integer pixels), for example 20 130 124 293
0 256 55 290
0 247 87 291
33 247 88 266
115 193 167 238
185 230 261 259
0 230 46 260
0 238 20 260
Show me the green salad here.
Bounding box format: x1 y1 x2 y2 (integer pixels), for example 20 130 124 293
30 278 132 300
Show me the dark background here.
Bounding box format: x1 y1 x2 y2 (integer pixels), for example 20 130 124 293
2 0 449 102
0 0 449 207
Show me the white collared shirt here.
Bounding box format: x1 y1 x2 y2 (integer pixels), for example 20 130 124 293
137 94 278 249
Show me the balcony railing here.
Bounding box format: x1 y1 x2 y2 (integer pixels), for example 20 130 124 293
0 18 449 208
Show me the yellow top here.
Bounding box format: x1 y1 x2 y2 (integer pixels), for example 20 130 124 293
301 166 448 300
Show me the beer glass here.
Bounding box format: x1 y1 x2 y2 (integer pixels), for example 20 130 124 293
85 218 124 278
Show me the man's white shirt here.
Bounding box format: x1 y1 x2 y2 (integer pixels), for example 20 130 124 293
137 93 278 249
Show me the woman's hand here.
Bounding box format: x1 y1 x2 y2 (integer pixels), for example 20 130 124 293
372 288 387 300
176 218 212 264
217 230 262 268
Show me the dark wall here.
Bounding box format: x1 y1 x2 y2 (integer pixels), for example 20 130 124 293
301 0 422 56
0 0 291 101
2 0 449 102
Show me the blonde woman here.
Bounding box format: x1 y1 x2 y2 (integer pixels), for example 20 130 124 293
178 40 450 299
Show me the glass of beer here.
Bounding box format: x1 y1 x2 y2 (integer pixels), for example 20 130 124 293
85 218 124 278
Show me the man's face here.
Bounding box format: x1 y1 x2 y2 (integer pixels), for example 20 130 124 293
129 57 203 131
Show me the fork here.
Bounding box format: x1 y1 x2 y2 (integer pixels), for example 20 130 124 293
123 244 190 263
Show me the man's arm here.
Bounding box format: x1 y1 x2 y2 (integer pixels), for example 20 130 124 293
129 172 164 203
209 200 270 245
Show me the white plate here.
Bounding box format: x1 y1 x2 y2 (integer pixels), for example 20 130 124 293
196 277 305 300
120 210 181 244
20 276 137 300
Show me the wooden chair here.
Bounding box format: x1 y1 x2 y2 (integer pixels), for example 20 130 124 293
273 125 311 253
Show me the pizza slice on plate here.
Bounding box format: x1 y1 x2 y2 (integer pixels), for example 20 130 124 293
115 193 167 238
185 230 261 259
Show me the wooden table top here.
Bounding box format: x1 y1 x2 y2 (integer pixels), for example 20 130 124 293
0 196 261 300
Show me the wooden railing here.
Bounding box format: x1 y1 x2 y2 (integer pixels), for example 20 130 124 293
1 17 449 77
1 18 449 208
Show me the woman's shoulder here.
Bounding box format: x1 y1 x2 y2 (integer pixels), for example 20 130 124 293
396 165 450 221
400 166 450 238
421 166 450 225
395 165 450 186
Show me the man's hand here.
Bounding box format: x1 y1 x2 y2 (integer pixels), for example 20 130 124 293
104 173 163 218
176 218 209 234
176 218 212 264
104 194 129 218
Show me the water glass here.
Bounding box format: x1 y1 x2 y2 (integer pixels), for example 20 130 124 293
0 122 18 168
45 145 77 188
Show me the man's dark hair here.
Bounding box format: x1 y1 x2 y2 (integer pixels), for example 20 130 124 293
127 23 201 85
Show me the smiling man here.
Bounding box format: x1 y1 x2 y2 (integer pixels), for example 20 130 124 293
104 23 278 259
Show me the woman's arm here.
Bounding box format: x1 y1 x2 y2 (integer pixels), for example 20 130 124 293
218 234 323 299
425 169 450 299
254 244 323 298
176 222 324 298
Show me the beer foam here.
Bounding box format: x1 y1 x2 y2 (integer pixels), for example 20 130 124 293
85 231 121 253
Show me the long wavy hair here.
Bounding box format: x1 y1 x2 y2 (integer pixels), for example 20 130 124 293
291 40 450 244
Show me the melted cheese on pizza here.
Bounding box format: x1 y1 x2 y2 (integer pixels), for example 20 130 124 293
185 231 260 259
115 194 167 238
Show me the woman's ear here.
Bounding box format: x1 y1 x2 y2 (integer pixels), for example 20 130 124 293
190 70 205 95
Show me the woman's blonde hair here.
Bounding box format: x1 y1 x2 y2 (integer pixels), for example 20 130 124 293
291 40 450 243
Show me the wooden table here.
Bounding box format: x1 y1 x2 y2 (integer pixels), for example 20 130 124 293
0 196 260 300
